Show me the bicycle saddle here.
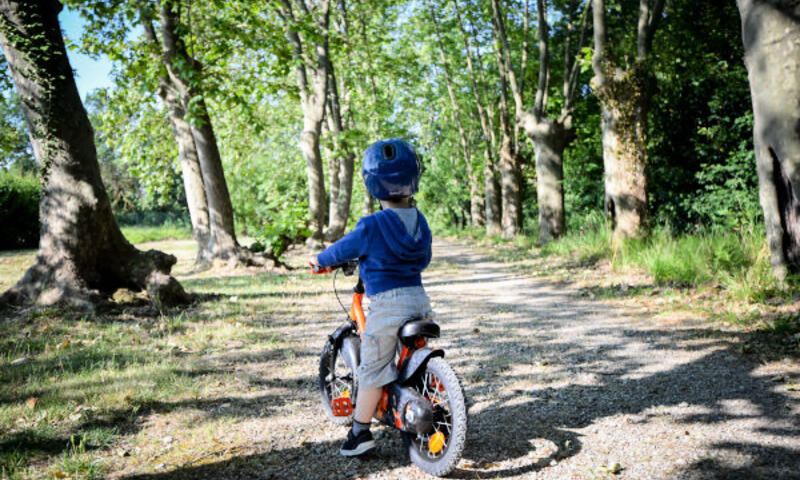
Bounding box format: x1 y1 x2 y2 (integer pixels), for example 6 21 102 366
398 318 440 345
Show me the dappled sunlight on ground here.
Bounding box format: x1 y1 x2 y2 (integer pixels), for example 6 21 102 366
0 238 798 479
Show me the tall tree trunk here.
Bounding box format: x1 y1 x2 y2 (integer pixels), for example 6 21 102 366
590 0 663 239
159 0 245 262
737 0 800 282
521 0 588 244
279 0 331 246
0 0 187 309
142 16 211 263
426 0 484 228
491 0 523 238
324 69 355 240
456 0 500 235
524 118 573 242
165 85 212 263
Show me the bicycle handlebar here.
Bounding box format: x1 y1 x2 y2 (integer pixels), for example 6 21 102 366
309 260 358 276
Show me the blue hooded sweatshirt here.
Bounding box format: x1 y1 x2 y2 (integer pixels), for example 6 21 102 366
316 209 432 297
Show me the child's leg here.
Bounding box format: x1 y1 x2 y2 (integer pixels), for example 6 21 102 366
354 387 383 424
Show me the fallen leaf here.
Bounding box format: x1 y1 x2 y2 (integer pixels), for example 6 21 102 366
11 356 29 366
25 397 39 409
52 470 68 478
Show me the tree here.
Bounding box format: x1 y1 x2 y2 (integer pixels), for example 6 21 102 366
323 0 356 241
140 10 211 263
158 0 255 264
68 0 268 266
520 0 589 244
737 0 800 282
275 0 331 246
490 0 528 238
591 0 664 238
426 0 485 228
454 0 502 235
0 0 186 308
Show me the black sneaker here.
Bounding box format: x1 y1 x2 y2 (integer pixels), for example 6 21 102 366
339 429 375 456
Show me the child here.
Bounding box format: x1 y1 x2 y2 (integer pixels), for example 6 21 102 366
310 138 433 456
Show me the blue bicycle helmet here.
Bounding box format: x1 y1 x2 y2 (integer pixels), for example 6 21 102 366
361 138 421 200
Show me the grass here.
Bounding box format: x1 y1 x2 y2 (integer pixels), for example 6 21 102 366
450 214 796 317
120 224 192 244
0 241 309 479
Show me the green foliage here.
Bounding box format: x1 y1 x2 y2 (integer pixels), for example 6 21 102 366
252 200 311 258
686 111 760 230
0 172 40 250
0 91 34 172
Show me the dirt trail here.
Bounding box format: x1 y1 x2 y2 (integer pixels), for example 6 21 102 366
119 239 800 480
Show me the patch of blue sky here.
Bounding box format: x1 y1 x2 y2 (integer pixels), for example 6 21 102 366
59 6 114 100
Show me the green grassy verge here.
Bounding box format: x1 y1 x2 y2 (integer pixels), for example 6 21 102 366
120 225 192 244
0 261 301 479
444 214 795 306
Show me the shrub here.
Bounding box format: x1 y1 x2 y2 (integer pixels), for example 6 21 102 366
0 172 40 250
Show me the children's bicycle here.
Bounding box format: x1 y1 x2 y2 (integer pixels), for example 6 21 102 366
312 261 467 476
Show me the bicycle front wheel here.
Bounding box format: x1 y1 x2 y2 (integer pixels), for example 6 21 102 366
318 339 357 426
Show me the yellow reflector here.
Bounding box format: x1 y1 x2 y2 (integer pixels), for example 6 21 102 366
428 432 445 454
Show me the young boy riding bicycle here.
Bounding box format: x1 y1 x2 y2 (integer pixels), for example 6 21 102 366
310 138 433 456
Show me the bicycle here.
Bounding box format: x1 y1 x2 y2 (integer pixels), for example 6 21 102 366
312 261 467 476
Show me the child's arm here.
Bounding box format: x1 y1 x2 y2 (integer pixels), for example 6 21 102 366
316 218 371 267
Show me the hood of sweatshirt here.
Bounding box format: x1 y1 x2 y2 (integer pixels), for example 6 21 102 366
373 209 431 265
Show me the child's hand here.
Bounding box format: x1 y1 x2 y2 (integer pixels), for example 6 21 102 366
309 255 321 269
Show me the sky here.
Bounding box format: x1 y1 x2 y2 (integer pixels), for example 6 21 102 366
59 6 114 100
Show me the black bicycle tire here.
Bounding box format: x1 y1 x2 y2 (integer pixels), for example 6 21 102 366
318 340 356 426
407 357 468 477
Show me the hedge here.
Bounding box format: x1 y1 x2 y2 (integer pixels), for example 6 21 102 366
0 172 40 250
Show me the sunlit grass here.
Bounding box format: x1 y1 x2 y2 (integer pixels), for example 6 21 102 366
120 224 192 244
0 243 303 478
452 215 795 309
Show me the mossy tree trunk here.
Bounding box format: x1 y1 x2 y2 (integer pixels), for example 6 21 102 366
591 0 663 239
0 0 187 309
737 0 800 282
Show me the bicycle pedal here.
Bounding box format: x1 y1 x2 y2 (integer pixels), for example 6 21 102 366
331 397 353 417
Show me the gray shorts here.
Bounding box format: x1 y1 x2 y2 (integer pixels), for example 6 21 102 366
358 286 433 390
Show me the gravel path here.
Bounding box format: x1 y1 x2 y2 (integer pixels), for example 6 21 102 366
120 239 800 480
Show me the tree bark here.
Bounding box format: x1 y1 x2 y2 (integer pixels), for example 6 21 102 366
427 0 484 228
737 0 800 281
0 0 187 309
279 0 331 246
142 16 211 263
159 0 246 262
524 117 573 242
456 0 500 235
521 0 588 244
491 0 523 238
166 84 212 263
590 0 662 239
324 64 354 241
